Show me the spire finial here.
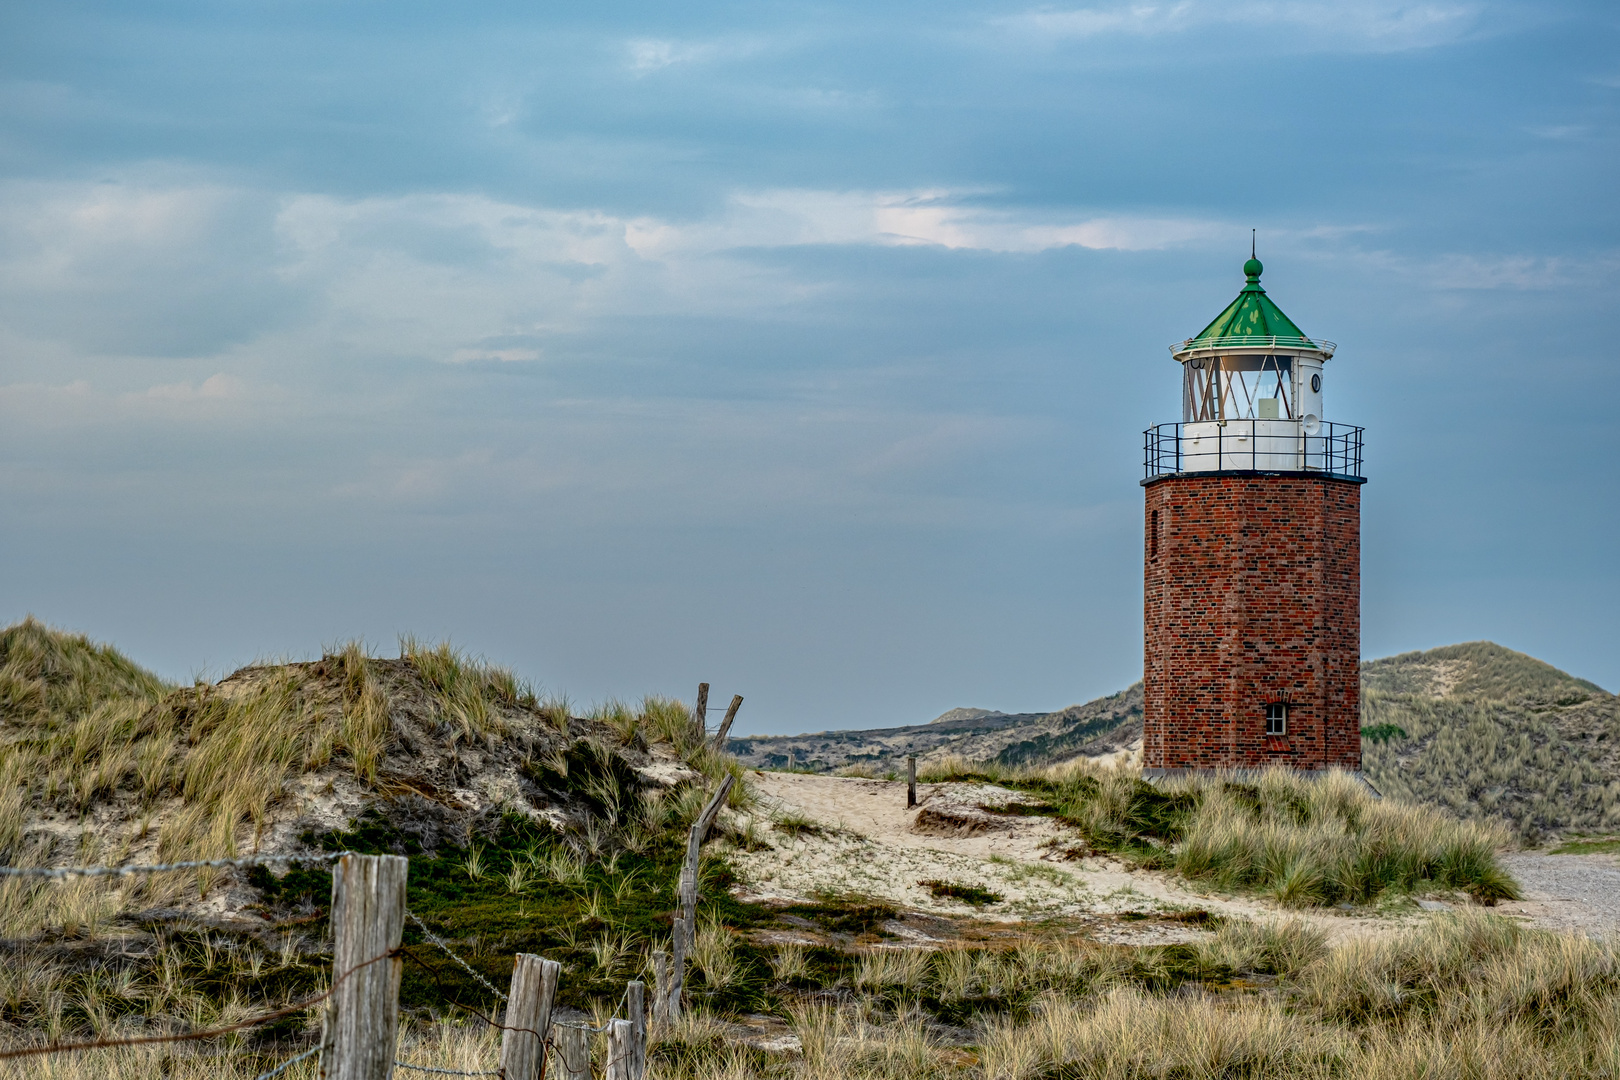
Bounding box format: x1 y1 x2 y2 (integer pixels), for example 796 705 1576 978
1243 232 1263 286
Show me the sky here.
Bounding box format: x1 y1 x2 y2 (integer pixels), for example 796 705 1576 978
1 1 1616 735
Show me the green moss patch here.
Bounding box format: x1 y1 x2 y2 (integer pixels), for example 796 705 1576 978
919 880 1002 905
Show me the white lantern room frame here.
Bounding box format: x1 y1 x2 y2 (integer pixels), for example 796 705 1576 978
1169 334 1337 472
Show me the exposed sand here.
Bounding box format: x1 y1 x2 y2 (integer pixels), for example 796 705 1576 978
726 772 1412 943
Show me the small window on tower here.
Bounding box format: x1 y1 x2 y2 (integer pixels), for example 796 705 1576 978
1265 702 1288 736
1150 510 1159 558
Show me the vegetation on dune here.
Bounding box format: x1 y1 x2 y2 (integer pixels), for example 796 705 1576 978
11 910 1620 1080
917 756 1518 906
647 911 1620 1080
918 880 1003 906
1360 642 1620 842
1361 641 1607 701
0 623 573 893
4 621 1610 1080
0 617 760 1076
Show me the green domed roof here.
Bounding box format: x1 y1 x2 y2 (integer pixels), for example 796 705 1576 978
1173 258 1334 356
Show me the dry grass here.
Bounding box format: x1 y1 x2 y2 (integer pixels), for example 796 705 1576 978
691 920 741 992
1163 768 1518 905
982 987 1339 1080
922 754 1517 906
399 636 532 738
0 1014 496 1080
645 912 1620 1080
1360 642 1620 842
1193 917 1327 977
0 623 550 878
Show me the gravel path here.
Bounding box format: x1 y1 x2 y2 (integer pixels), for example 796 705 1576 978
1496 852 1620 934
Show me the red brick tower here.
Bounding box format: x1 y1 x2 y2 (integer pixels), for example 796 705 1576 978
1141 254 1365 780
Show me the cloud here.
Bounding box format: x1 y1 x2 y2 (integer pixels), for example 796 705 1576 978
626 39 717 73
623 36 765 74
1329 246 1620 291
629 189 1225 256
1424 253 1617 291
1526 124 1589 140
998 0 1483 52
449 347 543 364
0 181 308 357
138 373 245 402
269 186 1229 365
0 177 1240 386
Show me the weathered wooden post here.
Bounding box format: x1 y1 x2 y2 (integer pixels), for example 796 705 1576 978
907 755 917 809
499 954 560 1080
651 950 669 1024
554 1023 590 1080
606 1019 635 1080
679 774 735 942
711 695 744 748
319 853 408 1080
667 917 687 1021
626 980 647 1080
693 683 710 735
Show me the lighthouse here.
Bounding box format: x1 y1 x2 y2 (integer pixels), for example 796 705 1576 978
1141 254 1366 780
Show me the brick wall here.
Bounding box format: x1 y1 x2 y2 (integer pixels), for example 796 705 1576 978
1142 474 1361 771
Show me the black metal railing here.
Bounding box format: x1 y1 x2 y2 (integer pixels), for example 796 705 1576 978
1144 420 1364 481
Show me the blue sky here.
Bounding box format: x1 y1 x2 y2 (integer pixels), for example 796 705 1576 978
1 1 1616 733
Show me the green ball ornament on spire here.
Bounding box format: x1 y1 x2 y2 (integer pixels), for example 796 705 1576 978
1244 256 1263 281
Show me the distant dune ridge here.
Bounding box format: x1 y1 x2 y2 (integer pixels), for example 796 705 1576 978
730 642 1619 841
726 683 1145 776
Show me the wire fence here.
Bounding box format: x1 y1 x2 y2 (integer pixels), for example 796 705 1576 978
393 1062 504 1076
0 851 350 880
0 768 728 1080
252 1044 322 1080
408 907 509 1003
0 941 398 1062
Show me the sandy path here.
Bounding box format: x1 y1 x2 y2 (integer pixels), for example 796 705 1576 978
729 772 1405 943
1495 852 1620 935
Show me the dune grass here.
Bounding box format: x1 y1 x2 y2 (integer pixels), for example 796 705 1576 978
644 911 1620 1080
12 911 1618 1080
0 1012 496 1080
918 755 1517 906
0 623 552 869
1359 642 1620 842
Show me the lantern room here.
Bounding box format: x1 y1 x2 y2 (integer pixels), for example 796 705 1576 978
1145 256 1360 479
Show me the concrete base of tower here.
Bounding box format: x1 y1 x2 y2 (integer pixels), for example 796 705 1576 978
1141 766 1381 797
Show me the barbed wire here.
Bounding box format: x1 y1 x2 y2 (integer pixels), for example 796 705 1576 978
252 1044 323 1080
406 908 509 1003
393 1062 504 1076
0 851 350 880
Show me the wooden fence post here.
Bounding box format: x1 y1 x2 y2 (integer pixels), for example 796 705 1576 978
626 980 647 1080
499 954 560 1080
678 862 697 951
907 755 917 809
554 1023 590 1080
693 683 710 735
668 771 735 1023
319 853 408 1080
680 774 735 941
710 695 743 747
606 1018 634 1080
651 950 669 1024
668 917 687 1022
